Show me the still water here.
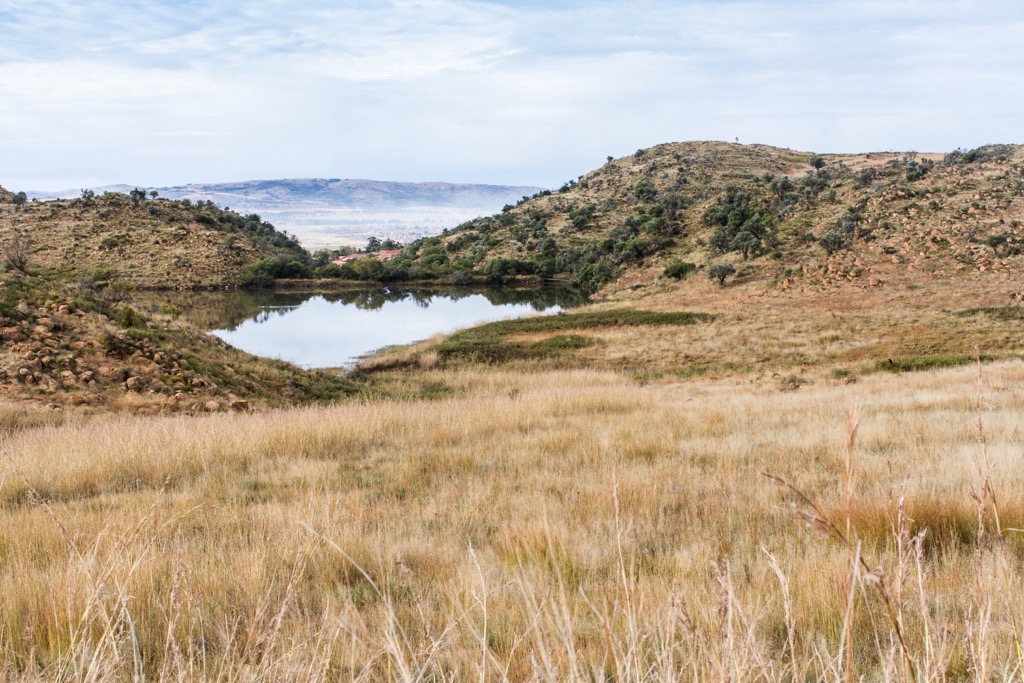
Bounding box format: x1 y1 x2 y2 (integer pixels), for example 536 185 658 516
150 287 585 368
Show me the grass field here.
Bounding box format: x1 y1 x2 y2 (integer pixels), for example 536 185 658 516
2 357 1024 680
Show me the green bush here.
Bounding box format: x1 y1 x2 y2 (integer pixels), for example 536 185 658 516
663 260 697 280
703 188 777 259
634 180 657 202
875 354 986 373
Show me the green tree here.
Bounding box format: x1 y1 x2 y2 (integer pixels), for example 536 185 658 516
708 263 736 287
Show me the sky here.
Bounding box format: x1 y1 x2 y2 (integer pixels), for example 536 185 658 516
1 0 1023 191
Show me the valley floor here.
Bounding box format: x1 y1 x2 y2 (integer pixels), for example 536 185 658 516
2 357 1023 680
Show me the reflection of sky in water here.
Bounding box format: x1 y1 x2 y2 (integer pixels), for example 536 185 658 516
212 295 558 368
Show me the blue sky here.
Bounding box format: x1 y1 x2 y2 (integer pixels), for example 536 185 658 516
1 0 1022 190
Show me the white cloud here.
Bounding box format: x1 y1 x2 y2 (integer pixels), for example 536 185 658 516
1 0 1022 191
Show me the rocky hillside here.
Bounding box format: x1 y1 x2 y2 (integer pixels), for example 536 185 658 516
0 273 357 415
0 190 308 289
406 141 1024 293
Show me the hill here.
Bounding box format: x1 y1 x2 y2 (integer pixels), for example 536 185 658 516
0 190 308 289
0 272 358 415
404 141 1024 294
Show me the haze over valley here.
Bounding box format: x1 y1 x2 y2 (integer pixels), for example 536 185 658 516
29 178 546 248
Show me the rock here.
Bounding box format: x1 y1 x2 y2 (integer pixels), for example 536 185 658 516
79 371 95 383
229 399 249 412
60 370 77 384
125 376 146 392
204 400 221 411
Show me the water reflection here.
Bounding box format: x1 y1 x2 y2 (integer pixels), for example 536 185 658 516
138 286 585 368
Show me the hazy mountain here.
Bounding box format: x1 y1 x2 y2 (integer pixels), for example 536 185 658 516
29 179 547 249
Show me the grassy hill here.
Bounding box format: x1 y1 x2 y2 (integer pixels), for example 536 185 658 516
405 141 1024 293
0 189 308 289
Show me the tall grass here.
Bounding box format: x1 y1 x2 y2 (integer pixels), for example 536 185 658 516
2 362 1024 679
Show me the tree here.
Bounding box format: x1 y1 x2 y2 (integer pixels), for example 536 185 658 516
730 230 760 260
708 263 736 287
149 190 159 200
366 236 382 252
11 192 27 209
129 187 146 207
809 155 826 170
606 156 614 163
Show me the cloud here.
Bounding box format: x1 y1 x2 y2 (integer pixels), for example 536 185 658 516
1 0 1022 191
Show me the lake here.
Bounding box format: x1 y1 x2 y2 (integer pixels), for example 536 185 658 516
143 287 585 368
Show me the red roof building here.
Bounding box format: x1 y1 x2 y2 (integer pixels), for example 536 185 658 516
332 249 402 266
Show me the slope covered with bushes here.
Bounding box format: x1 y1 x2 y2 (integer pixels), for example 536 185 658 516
0 189 309 289
400 141 1024 292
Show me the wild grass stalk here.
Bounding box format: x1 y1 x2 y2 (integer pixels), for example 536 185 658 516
0 363 1023 679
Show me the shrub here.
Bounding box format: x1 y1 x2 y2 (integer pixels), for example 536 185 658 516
703 188 777 259
1 238 31 273
634 180 656 202
574 263 614 292
482 258 532 284
663 260 697 280
818 210 860 255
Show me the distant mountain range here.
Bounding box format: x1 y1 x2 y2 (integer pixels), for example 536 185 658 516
29 178 547 248
29 178 547 209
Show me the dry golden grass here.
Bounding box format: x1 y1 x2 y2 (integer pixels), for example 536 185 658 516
2 360 1024 680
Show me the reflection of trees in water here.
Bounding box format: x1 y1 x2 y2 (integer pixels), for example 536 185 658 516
138 286 586 330
321 286 585 312
253 306 303 325
477 286 585 310
132 291 314 330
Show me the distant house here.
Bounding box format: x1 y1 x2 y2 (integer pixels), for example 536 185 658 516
332 253 367 266
332 249 402 266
